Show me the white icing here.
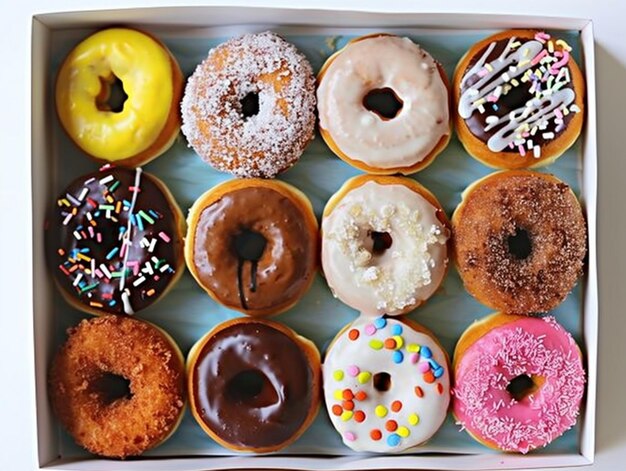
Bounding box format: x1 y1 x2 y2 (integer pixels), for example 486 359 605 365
323 316 450 452
458 37 576 152
322 181 448 316
317 36 449 169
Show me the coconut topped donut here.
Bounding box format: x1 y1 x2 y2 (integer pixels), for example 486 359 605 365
181 31 317 178
322 175 449 316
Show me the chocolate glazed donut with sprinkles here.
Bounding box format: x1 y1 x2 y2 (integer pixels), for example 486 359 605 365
47 165 185 315
453 30 585 169
323 316 450 452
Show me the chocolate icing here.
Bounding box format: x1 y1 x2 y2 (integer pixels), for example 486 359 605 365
191 321 315 448
461 37 575 151
192 186 316 312
47 166 183 314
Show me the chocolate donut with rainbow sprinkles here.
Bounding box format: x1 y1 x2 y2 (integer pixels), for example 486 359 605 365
453 29 584 168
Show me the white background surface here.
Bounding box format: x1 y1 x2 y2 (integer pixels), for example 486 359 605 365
1 0 624 470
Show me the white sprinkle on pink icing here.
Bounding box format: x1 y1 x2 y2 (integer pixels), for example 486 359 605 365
453 316 585 453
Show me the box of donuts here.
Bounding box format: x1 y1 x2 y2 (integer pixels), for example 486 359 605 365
31 6 598 471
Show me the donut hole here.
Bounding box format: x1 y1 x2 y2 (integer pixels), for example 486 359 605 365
96 75 128 113
369 230 393 255
506 374 539 401
373 372 392 392
507 228 533 260
240 92 260 119
227 369 277 407
363 88 404 120
233 229 267 262
90 372 132 404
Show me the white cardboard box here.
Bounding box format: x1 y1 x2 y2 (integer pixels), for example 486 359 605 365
31 6 598 470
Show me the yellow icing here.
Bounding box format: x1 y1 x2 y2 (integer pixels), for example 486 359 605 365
56 28 174 160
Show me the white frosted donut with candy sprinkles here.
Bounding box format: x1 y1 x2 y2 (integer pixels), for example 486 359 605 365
323 316 450 452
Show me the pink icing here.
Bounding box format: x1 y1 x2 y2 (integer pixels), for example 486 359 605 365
452 316 585 454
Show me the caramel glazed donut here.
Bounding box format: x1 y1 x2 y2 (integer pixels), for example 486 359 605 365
317 34 451 175
47 165 185 315
185 179 318 316
55 28 183 167
49 315 186 458
453 170 586 314
454 30 584 168
181 31 317 178
187 318 321 452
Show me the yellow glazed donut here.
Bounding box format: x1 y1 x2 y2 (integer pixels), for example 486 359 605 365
56 28 183 166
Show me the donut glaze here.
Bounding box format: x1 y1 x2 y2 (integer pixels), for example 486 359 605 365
453 170 586 314
185 179 318 316
454 30 584 168
181 31 316 178
323 316 450 452
317 34 450 174
453 314 585 453
322 175 449 316
47 165 185 315
56 28 183 166
187 318 321 452
49 315 186 458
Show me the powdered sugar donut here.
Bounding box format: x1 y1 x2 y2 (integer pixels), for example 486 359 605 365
181 31 316 178
453 313 585 453
321 175 449 316
323 316 450 452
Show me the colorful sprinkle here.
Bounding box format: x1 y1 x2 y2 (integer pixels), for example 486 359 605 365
333 370 344 381
333 389 343 401
408 413 420 426
392 335 404 349
374 317 387 329
392 351 404 364
348 329 360 340
420 346 432 359
387 433 401 447
437 383 444 395
331 405 342 416
384 338 397 350
364 324 376 336
370 429 382 441
410 353 420 364
418 362 431 373
375 405 388 418
342 400 355 411
354 410 366 422
423 371 435 384
342 389 354 400
414 386 424 398
391 400 403 412
346 365 360 377
391 324 403 335
385 420 398 431
407 343 420 353
344 431 356 441
357 371 372 384
397 426 410 438
369 339 383 350
355 391 367 401
341 410 353 422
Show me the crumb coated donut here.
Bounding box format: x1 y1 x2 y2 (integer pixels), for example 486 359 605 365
452 313 585 453
47 165 185 316
322 175 450 316
323 316 450 452
181 31 316 178
185 179 318 316
317 34 451 174
56 28 183 166
453 30 584 168
187 317 321 452
49 315 186 458
453 170 586 314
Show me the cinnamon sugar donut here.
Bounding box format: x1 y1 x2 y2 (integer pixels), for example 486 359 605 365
49 315 186 458
181 31 316 178
453 171 586 314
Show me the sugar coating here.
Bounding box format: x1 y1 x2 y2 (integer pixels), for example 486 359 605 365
180 31 317 178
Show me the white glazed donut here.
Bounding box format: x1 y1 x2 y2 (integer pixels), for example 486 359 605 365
321 175 449 316
323 316 450 452
317 34 451 174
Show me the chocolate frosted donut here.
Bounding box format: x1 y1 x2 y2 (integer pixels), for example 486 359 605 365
47 165 185 315
453 30 585 168
185 179 318 316
453 170 586 314
187 318 321 452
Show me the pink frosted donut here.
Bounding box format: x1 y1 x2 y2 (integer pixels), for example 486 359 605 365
452 313 585 453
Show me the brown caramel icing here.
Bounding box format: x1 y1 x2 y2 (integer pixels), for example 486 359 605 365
191 186 316 312
191 321 316 448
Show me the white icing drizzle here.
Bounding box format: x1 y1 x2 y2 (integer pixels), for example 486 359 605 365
458 34 580 154
322 181 448 316
118 167 142 314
